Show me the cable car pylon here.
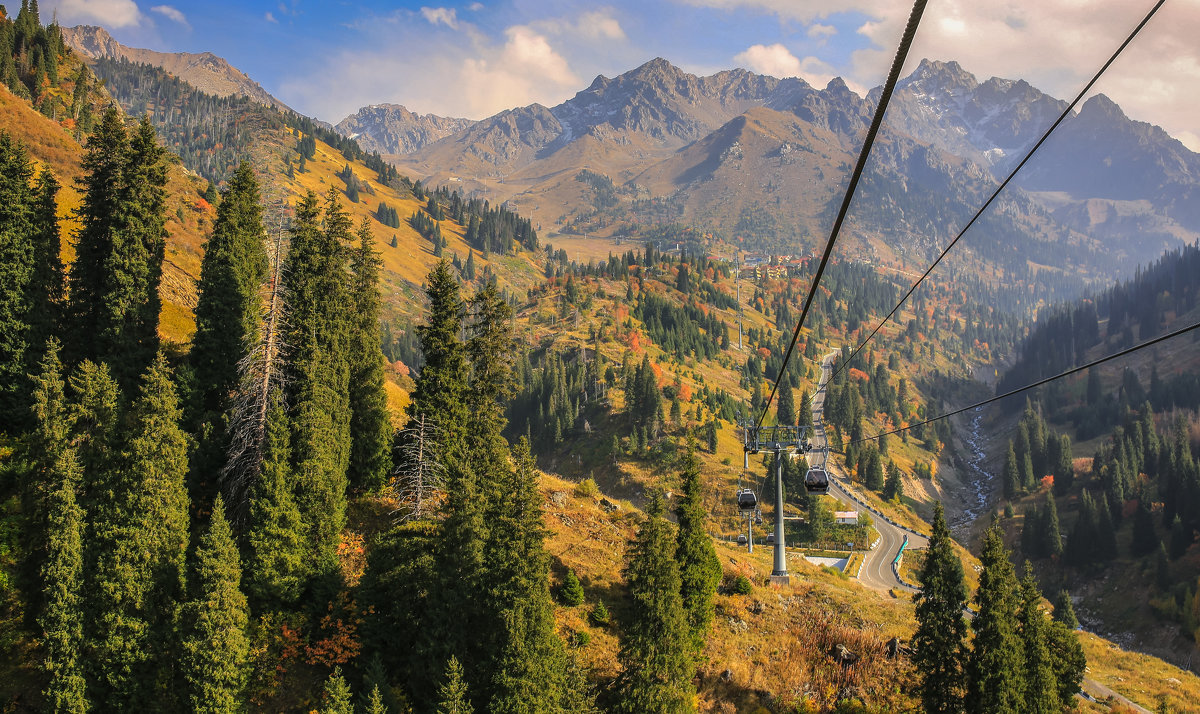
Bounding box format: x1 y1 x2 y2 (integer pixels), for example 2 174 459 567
739 422 814 584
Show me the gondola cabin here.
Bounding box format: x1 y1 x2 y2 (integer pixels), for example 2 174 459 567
766 532 776 545
736 488 758 511
737 534 748 546
804 467 830 494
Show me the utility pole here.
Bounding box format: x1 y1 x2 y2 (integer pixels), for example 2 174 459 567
741 423 813 585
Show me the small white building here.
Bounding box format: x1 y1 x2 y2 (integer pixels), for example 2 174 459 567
834 511 859 525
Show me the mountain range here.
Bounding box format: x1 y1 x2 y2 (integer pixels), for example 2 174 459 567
54 24 1200 288
346 57 1198 283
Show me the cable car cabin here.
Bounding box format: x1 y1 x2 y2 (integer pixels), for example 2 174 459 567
754 514 763 525
766 532 776 545
737 534 748 546
737 489 758 511
804 468 830 494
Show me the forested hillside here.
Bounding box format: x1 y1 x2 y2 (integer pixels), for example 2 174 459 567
992 244 1200 664
3 9 1198 713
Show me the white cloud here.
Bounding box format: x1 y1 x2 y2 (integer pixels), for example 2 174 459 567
578 10 625 40
807 23 836 40
733 44 843 90
682 0 1200 153
265 11 277 23
734 43 802 78
459 25 580 112
281 15 592 121
420 7 459 29
468 2 484 11
150 5 187 26
49 0 143 28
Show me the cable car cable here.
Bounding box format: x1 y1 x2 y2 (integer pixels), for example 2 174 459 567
848 318 1200 446
756 0 929 427
831 0 1167 383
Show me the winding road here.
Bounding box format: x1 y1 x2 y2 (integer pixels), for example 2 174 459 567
811 352 928 593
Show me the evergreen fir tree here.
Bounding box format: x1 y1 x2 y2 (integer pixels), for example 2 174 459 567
408 260 469 456
31 342 88 713
347 218 392 492
1002 443 1020 498
89 353 190 710
559 570 584 606
322 667 355 714
364 685 387 714
189 161 268 507
913 502 968 714
798 388 812 426
68 111 167 395
283 190 353 574
1045 620 1086 703
1053 434 1074 495
965 521 1025 714
1018 564 1060 714
0 130 34 428
180 496 249 714
675 444 720 660
486 440 566 713
190 161 268 425
1041 492 1063 558
865 450 884 492
243 396 306 608
26 168 65 372
437 656 473 714
883 461 903 501
775 380 795 426
616 491 694 714
1053 589 1079 629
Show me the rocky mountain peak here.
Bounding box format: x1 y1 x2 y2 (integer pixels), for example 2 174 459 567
902 58 978 93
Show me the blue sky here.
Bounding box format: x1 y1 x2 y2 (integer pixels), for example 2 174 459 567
38 0 1200 149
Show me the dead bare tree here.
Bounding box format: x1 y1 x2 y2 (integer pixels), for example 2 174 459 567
390 413 446 522
221 201 289 517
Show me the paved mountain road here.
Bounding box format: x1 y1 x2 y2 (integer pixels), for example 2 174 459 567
811 352 928 593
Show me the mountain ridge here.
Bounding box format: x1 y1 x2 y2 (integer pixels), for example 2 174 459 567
60 24 297 116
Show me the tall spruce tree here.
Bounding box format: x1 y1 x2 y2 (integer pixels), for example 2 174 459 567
408 260 469 457
675 444 720 660
181 496 249 713
68 110 166 394
965 521 1025 714
0 130 34 429
1017 564 1059 714
437 656 473 714
347 218 392 492
617 491 694 714
283 190 353 574
26 168 65 372
776 380 795 426
31 342 88 713
913 502 968 714
88 353 190 710
1053 589 1079 629
1040 493 1062 558
321 667 354 714
190 162 267 421
243 396 306 608
798 388 813 426
487 440 567 714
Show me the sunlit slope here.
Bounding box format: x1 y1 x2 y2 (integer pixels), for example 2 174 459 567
0 82 215 344
274 127 544 324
